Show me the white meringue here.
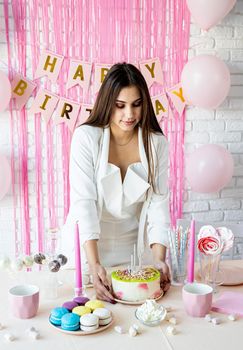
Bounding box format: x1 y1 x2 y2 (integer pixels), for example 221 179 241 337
4 333 15 342
129 326 137 337
228 314 237 321
166 326 177 335
136 300 166 322
205 314 212 322
168 317 177 325
114 325 125 334
212 317 221 325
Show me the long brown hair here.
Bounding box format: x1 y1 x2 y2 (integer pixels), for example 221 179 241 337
83 62 164 191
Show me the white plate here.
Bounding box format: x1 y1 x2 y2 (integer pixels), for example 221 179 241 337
114 291 164 305
196 260 243 286
49 313 114 336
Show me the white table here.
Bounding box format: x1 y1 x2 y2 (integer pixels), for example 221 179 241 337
0 263 243 350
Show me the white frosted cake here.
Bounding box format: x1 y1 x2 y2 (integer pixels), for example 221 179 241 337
111 267 161 302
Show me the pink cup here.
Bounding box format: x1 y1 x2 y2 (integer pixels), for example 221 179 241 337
182 282 213 317
9 285 39 319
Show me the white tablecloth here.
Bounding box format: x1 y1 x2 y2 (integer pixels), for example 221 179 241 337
0 262 243 350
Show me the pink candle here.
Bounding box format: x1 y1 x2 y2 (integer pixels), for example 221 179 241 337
187 219 195 283
74 222 82 296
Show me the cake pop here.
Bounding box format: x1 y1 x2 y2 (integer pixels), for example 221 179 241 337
48 260 61 272
56 254 68 266
34 253 46 264
23 255 34 267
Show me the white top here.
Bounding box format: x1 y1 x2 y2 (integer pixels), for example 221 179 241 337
102 162 147 221
62 125 170 268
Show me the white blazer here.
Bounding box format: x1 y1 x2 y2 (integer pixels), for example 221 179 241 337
63 125 170 267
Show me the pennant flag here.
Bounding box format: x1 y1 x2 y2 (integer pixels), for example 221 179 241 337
94 63 112 94
53 97 80 132
11 74 37 110
152 93 171 123
66 60 92 92
29 88 59 124
34 50 64 83
139 57 163 88
166 83 186 116
75 103 93 127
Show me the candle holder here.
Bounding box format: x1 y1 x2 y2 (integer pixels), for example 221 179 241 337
199 250 224 293
168 227 189 286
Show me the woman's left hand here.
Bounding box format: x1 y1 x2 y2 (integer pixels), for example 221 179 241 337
154 260 171 293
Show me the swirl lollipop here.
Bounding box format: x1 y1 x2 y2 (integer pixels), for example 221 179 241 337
198 236 223 256
198 225 220 240
216 227 234 252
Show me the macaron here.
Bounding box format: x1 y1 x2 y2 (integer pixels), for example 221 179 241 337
80 313 99 332
93 308 112 326
73 296 90 305
72 306 91 316
85 300 104 311
61 313 80 331
49 307 69 326
62 301 79 311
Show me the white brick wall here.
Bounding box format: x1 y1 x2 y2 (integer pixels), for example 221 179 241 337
184 1 243 226
0 2 243 257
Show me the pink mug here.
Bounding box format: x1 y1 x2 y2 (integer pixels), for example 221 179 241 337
9 284 39 319
182 282 213 317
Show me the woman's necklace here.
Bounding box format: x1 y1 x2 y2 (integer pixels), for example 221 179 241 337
112 132 135 146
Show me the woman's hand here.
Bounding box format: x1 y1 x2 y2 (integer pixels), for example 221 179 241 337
154 260 171 293
90 263 116 303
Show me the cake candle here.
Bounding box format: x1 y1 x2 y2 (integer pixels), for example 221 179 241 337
130 254 133 273
133 244 136 269
74 222 82 296
187 219 195 283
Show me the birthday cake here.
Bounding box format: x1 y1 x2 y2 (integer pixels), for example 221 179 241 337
111 267 161 302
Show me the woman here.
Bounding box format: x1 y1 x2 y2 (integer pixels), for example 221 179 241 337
65 63 170 302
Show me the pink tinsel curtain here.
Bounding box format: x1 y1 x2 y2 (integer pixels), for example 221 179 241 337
3 0 190 255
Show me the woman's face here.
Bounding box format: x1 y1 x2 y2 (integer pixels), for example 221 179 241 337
110 85 142 131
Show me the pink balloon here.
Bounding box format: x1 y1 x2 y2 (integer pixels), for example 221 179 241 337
0 154 11 200
0 71 11 112
186 0 236 30
186 145 234 193
181 55 230 109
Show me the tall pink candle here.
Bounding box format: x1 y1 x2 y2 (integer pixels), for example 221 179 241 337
187 219 195 283
74 222 82 296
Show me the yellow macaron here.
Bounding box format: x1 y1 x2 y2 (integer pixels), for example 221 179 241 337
72 306 91 316
85 300 104 311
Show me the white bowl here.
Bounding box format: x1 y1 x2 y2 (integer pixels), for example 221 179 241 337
135 307 167 327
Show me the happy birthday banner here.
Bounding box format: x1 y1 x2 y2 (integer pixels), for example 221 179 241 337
10 50 187 131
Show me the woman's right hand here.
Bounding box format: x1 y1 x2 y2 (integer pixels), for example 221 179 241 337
90 263 116 303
